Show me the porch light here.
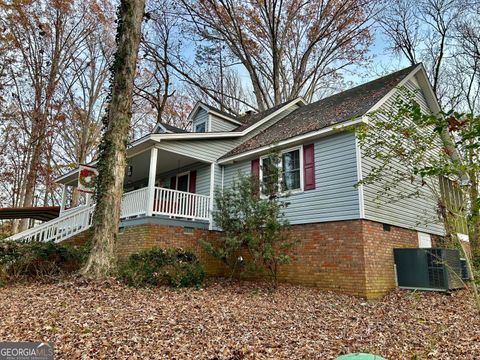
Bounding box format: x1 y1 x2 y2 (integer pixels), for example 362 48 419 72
127 165 133 177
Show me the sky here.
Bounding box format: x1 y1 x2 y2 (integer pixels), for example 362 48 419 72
344 27 411 86
176 24 412 108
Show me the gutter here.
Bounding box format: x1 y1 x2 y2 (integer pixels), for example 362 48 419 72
218 117 367 164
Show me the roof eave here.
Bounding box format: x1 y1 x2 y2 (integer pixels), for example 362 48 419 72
188 101 241 125
209 109 243 125
218 117 367 164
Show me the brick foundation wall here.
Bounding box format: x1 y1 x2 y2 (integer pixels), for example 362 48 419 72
64 219 442 299
268 220 433 299
361 221 418 298
64 224 226 276
277 220 367 297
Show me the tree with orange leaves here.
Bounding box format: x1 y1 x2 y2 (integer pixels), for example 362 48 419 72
177 0 377 111
0 0 112 231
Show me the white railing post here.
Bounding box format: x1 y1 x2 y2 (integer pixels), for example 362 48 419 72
59 184 68 217
146 147 158 217
209 163 215 230
85 192 92 206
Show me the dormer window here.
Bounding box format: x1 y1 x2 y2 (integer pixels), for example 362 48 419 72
188 101 242 133
195 121 206 133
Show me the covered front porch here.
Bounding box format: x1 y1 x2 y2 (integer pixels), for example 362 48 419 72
8 146 215 243
59 146 214 222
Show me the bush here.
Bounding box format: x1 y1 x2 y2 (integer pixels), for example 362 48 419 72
200 155 297 286
117 248 205 288
0 240 89 285
164 262 205 288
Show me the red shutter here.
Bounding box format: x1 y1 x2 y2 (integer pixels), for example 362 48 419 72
251 158 260 195
303 144 315 190
189 170 197 193
251 158 260 178
170 176 176 189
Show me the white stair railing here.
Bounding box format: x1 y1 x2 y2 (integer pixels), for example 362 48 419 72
7 186 211 243
60 204 87 217
7 204 95 243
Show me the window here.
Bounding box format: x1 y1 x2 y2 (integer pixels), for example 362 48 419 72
282 150 301 191
195 122 206 133
261 156 280 195
260 147 302 195
176 172 190 192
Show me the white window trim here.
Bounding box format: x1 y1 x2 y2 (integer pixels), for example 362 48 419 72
176 171 190 191
259 145 304 197
207 114 212 132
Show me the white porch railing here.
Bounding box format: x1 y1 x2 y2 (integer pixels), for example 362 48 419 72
121 187 149 218
7 186 210 242
152 187 210 220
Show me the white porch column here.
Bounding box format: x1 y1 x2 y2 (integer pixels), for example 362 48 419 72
59 184 68 216
209 163 215 230
146 147 158 217
85 192 92 206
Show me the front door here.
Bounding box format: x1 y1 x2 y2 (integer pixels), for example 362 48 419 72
176 173 189 192
176 173 190 216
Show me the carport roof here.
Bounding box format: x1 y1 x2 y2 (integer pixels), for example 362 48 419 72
0 206 60 221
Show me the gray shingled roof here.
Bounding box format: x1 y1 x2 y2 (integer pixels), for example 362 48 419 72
156 122 189 133
198 102 241 124
222 64 419 158
232 98 301 132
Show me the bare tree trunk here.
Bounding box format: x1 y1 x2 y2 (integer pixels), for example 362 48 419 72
460 241 480 316
18 126 45 231
82 0 145 277
469 167 480 258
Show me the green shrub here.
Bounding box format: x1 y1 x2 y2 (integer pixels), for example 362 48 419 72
164 262 205 288
0 240 89 284
117 248 205 288
201 154 297 286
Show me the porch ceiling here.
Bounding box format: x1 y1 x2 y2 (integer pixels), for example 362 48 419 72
56 140 208 187
124 148 208 186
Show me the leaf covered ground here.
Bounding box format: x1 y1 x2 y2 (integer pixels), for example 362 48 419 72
0 278 478 359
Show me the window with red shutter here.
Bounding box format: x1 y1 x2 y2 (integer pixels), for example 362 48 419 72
303 144 315 190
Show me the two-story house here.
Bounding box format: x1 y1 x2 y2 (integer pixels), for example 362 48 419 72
8 64 463 298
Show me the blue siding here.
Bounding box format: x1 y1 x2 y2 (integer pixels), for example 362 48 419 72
223 161 250 189
361 79 445 235
196 164 211 196
210 114 238 132
192 108 209 132
222 131 360 225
